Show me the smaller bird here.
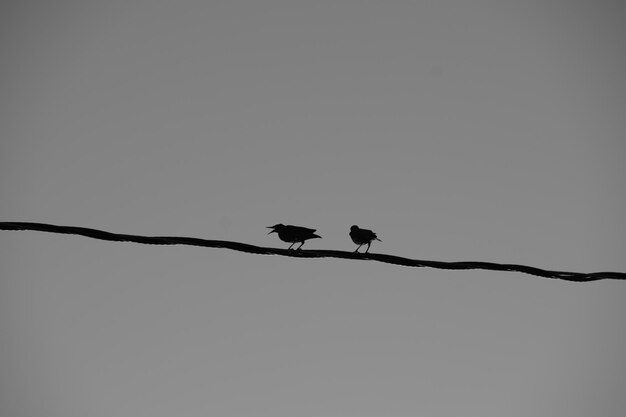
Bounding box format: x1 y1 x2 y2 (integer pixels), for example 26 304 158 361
349 225 381 253
267 224 321 250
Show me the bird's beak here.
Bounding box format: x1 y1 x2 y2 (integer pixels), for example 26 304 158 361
267 227 276 235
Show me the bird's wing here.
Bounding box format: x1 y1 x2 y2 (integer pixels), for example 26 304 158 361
292 226 317 234
365 229 379 240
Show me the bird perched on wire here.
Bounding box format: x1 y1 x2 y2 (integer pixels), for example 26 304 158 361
349 225 381 253
267 224 321 250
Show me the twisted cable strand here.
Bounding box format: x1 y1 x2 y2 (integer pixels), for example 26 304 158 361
1 222 624 282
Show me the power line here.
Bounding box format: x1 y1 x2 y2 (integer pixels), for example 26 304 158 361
1 221 624 282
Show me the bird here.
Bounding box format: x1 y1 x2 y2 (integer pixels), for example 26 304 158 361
349 225 381 253
267 224 321 250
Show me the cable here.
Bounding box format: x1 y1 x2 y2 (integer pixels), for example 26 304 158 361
1 221 624 282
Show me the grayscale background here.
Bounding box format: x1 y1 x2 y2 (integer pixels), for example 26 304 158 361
1 1 625 416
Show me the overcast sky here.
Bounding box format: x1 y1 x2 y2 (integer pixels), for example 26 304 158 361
1 1 626 416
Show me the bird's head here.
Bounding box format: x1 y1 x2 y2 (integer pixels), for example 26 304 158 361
267 224 284 234
350 225 359 231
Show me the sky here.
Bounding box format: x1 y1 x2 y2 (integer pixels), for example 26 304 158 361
1 1 625 416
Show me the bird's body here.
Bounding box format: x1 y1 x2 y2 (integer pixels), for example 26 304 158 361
350 225 381 253
267 224 321 250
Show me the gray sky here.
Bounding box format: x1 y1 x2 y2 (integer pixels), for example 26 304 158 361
1 1 625 416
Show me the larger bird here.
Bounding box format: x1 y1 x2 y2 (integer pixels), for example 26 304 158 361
267 224 321 250
349 225 381 253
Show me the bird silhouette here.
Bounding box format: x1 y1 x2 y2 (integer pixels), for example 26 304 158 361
267 224 321 250
349 225 381 253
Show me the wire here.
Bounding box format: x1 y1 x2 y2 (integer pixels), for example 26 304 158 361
1 221 624 282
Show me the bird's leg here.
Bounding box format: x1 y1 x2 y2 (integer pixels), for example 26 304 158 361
296 241 304 250
365 242 371 253
354 244 362 253
287 242 294 250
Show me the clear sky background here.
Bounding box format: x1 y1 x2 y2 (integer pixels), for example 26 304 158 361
1 1 625 416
